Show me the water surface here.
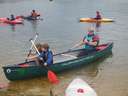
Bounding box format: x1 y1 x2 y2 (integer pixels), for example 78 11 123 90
0 0 128 96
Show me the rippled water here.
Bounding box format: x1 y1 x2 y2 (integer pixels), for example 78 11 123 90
0 0 128 96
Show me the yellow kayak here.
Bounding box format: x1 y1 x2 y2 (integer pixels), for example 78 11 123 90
80 18 114 22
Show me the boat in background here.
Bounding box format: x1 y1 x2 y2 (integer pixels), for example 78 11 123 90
16 15 42 21
0 17 23 24
65 78 97 96
80 18 114 23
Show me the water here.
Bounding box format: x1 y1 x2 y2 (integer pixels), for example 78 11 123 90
0 0 128 96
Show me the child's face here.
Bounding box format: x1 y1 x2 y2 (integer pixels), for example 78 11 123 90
41 47 46 51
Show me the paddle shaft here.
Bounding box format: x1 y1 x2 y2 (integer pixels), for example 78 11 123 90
25 33 38 62
30 33 38 50
30 39 40 55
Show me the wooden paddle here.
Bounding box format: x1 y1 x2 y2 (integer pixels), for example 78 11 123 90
30 39 59 84
25 33 38 62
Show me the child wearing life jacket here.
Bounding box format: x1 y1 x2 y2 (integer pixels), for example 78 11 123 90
27 43 53 66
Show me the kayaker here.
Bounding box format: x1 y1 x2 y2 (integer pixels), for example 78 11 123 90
94 11 102 20
10 14 15 21
30 10 40 19
71 28 99 50
28 43 53 66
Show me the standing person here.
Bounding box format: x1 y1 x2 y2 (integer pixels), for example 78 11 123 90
30 10 40 19
94 11 102 20
27 43 53 66
71 28 99 50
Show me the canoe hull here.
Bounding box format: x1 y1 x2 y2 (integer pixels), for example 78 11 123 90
3 42 113 81
80 18 114 23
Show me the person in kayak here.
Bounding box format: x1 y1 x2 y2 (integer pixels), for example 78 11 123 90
10 14 15 21
28 43 53 66
94 11 102 20
30 10 40 19
71 28 99 50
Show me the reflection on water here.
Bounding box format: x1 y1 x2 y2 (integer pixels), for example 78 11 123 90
0 0 27 3
0 52 113 96
10 25 16 32
85 22 101 32
0 78 52 95
95 22 101 32
0 0 128 96
30 21 38 33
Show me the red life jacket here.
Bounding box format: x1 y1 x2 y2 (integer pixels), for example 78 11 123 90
31 12 38 17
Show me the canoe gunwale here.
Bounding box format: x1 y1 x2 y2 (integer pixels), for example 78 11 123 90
3 42 113 68
2 42 113 81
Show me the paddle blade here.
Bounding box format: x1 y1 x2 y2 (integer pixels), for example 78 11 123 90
48 70 59 84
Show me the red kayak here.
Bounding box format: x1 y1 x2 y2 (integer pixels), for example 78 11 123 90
0 17 23 24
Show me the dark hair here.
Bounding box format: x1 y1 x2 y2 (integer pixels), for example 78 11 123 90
11 14 14 16
42 43 49 50
32 10 35 12
96 11 100 14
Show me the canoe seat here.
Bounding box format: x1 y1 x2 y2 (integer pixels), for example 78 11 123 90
61 54 77 58
54 54 77 63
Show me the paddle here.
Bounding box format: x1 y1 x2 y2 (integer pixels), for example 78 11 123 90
30 39 59 84
38 17 43 21
25 33 38 62
68 41 84 51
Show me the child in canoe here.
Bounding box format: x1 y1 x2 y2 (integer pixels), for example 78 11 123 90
27 43 53 66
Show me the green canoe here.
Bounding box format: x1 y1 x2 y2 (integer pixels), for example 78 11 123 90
3 42 113 81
